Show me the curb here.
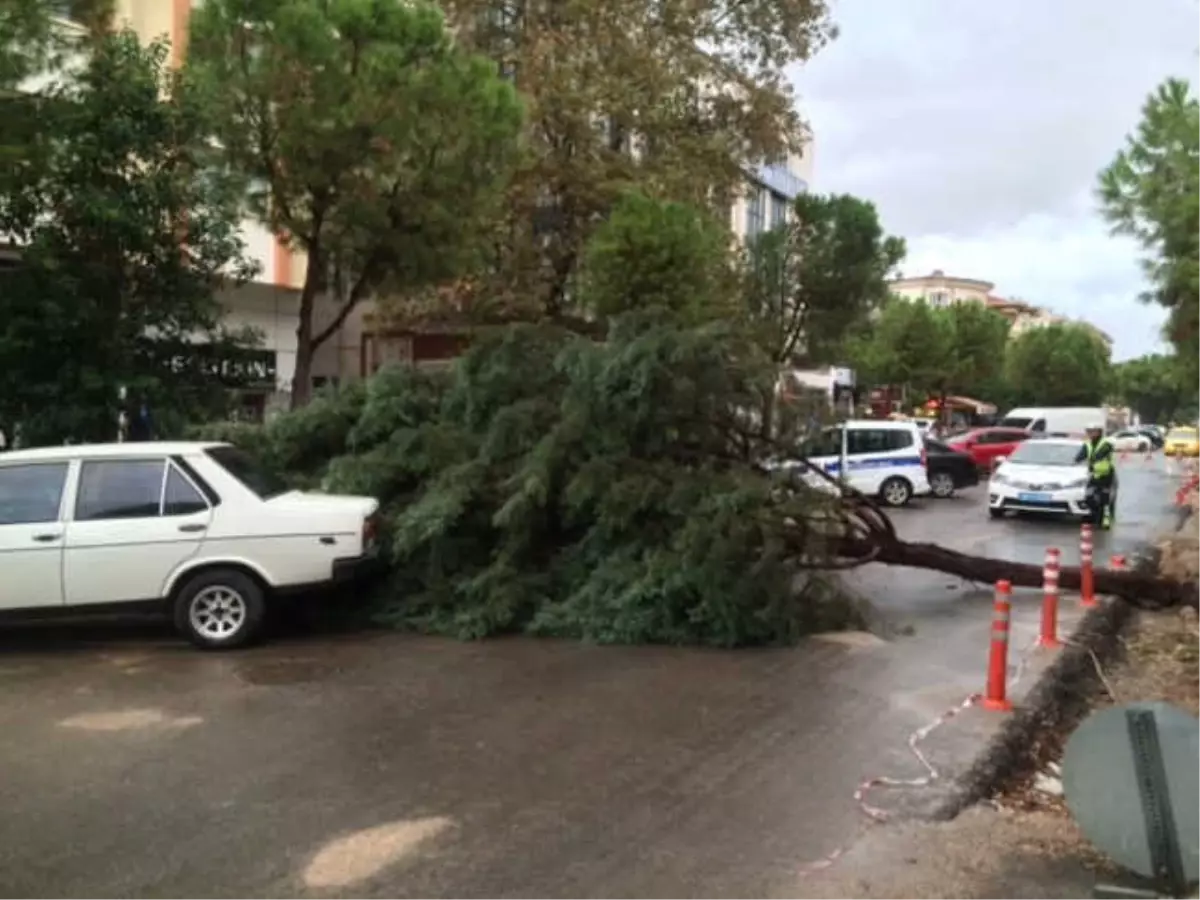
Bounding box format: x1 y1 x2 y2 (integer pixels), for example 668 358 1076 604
933 504 1187 824
930 596 1137 821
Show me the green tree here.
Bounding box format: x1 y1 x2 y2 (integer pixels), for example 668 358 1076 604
938 301 1011 409
578 192 738 324
743 193 905 367
846 298 953 404
1112 353 1196 424
1098 78 1199 385
187 0 524 407
1003 323 1112 407
0 31 256 444
437 0 835 319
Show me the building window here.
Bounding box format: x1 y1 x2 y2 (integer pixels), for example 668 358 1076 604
929 291 949 306
770 191 787 230
746 185 766 238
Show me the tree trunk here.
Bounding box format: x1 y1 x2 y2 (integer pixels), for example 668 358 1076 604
837 536 1198 610
290 252 320 411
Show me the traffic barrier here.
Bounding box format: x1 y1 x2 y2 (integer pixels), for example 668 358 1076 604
1176 474 1199 508
983 580 1014 711
1038 548 1062 649
1079 523 1097 608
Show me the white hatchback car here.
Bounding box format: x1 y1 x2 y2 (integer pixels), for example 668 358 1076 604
0 442 380 649
987 437 1101 520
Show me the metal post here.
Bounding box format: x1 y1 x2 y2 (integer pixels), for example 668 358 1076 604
1126 708 1188 898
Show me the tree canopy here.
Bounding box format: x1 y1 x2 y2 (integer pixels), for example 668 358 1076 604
0 31 256 444
845 299 953 402
186 0 525 407
1098 77 1199 384
744 192 905 367
436 0 835 319
1003 322 1112 408
577 191 739 324
1112 353 1196 425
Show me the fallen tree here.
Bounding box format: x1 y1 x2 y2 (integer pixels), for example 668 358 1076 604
190 193 1197 641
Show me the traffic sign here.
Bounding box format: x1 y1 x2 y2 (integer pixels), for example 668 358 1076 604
1063 702 1199 897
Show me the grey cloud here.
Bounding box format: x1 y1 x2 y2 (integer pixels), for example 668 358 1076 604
792 0 1195 357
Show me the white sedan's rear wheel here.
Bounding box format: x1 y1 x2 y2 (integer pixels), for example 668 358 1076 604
174 568 267 651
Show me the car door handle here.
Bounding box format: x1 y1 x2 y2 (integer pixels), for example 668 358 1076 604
32 532 61 543
178 523 207 533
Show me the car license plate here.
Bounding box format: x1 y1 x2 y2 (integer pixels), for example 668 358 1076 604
1018 492 1051 502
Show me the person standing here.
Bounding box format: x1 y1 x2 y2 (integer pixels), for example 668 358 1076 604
1075 423 1116 529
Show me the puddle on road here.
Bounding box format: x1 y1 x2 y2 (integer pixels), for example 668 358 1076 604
58 708 203 732
302 816 455 889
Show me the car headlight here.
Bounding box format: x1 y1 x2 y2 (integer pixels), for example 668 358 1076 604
991 473 1009 486
1067 477 1088 489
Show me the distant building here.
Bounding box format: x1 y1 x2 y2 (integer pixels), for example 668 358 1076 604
889 270 1113 351
890 269 995 307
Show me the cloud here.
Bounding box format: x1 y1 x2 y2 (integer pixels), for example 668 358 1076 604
793 0 1198 360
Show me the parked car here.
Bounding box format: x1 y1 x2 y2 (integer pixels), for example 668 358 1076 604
778 419 931 507
1108 429 1154 453
923 439 979 498
1164 426 1200 458
0 442 380 649
945 427 1031 471
988 437 1102 521
1136 426 1165 449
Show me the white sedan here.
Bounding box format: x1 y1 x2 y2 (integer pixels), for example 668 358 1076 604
1108 429 1153 452
987 438 1101 520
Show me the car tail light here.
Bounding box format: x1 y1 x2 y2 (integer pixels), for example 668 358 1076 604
921 444 928 468
362 515 379 550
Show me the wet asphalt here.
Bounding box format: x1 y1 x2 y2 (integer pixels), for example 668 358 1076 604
0 455 1185 898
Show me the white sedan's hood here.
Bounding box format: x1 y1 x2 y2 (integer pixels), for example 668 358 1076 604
993 463 1086 489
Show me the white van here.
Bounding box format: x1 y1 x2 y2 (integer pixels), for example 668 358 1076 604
998 407 1106 437
782 420 930 507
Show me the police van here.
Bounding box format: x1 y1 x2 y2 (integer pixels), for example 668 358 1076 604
781 419 930 507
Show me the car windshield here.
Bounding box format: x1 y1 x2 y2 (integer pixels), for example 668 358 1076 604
1007 442 1081 466
1167 429 1196 442
206 445 291 500
999 416 1032 429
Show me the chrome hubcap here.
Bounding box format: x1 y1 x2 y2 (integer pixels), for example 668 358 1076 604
885 482 908 504
932 474 953 495
189 586 247 639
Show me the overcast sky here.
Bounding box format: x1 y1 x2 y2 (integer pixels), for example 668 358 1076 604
794 0 1199 361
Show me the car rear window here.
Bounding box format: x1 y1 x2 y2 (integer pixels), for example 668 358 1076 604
206 446 291 500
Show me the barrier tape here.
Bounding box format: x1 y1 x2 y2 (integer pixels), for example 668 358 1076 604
798 635 1040 877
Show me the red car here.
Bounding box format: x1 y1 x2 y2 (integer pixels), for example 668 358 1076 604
946 427 1031 470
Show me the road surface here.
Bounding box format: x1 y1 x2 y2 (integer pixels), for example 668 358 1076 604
0 456 1182 898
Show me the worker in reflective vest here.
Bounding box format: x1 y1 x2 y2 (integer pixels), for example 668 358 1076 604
1076 423 1116 528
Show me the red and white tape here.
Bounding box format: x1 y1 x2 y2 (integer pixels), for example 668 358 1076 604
798 635 1040 877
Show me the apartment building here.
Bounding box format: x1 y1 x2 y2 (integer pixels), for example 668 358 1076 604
890 269 1113 351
